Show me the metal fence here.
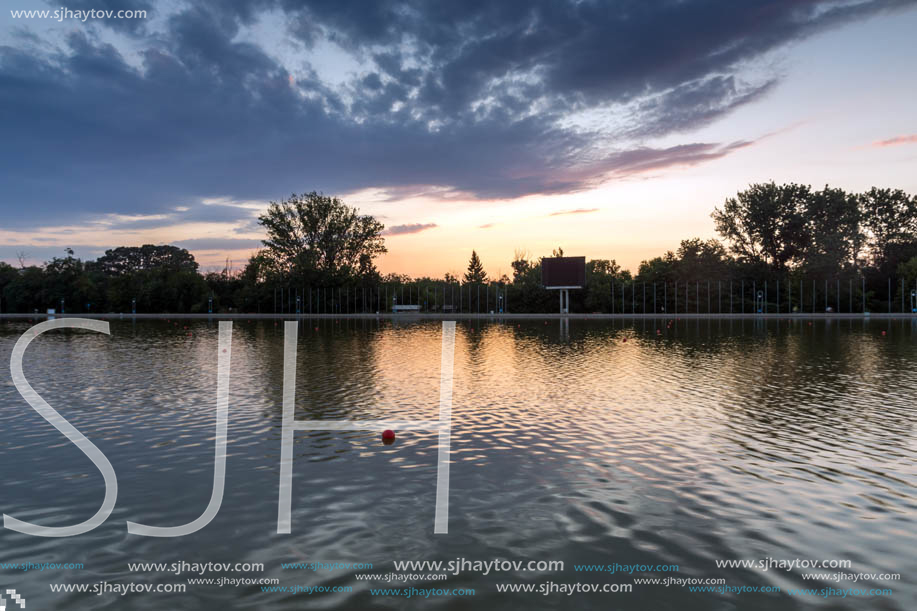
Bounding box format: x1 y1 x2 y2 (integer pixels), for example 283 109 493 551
262 277 917 315
269 283 509 314
606 278 917 315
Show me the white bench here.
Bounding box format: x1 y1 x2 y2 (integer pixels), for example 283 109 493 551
392 305 421 312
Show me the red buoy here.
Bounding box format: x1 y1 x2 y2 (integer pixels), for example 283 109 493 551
382 429 395 441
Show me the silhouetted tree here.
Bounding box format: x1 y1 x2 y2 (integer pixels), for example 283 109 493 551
464 250 487 283
675 238 729 280
712 182 809 271
583 258 626 311
511 249 532 282
637 254 677 284
94 245 198 275
860 187 917 270
258 191 386 281
800 186 863 275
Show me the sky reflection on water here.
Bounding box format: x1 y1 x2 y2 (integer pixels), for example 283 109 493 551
0 318 914 610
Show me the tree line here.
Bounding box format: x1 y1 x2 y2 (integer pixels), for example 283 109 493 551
2 185 916 315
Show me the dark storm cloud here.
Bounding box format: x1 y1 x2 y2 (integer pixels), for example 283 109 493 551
3 0 914 227
592 140 757 179
382 223 438 236
61 0 155 33
627 76 779 139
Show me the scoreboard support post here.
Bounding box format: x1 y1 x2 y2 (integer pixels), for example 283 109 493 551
559 289 570 314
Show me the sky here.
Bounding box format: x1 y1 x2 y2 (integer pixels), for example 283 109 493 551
1 0 916 278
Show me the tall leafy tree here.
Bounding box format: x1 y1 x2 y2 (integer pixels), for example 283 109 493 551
675 238 729 280
464 250 487 283
801 186 863 274
637 254 676 284
44 248 94 312
94 245 198 275
258 191 386 280
712 182 809 272
511 249 532 282
584 258 625 311
0 261 20 312
860 187 917 270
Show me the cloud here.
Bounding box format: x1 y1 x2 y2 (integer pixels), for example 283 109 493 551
602 141 757 178
172 238 264 250
78 205 259 233
526 140 757 193
1 0 913 228
63 0 155 33
548 208 599 217
872 134 917 147
625 76 778 139
382 223 438 236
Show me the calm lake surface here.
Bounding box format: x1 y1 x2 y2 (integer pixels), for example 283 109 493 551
0 318 914 610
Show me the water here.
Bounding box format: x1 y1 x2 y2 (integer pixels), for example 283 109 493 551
0 317 914 610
